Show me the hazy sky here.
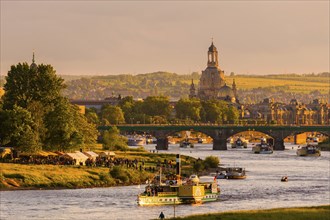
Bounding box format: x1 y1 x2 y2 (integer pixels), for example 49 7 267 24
1 1 329 75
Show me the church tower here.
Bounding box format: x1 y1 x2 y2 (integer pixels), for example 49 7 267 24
198 41 226 99
232 79 237 98
189 79 196 98
30 52 37 70
207 42 219 67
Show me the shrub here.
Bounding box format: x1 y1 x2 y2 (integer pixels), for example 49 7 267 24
193 161 205 173
109 166 129 183
203 156 219 169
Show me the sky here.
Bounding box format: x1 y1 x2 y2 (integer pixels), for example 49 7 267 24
0 1 329 76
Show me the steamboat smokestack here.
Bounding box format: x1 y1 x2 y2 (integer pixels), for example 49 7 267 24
176 154 180 176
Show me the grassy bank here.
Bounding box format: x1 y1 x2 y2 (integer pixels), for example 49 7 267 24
0 152 198 190
168 205 330 220
0 163 151 190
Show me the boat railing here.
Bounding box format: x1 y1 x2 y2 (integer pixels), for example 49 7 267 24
157 192 178 196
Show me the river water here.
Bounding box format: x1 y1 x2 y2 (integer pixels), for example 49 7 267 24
1 144 329 220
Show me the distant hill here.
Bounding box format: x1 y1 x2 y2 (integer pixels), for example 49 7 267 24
62 72 329 104
1 71 328 104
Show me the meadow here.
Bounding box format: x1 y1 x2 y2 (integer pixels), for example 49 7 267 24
0 151 197 190
168 205 330 220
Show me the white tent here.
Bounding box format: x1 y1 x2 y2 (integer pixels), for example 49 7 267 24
83 151 99 159
63 152 89 165
99 151 116 158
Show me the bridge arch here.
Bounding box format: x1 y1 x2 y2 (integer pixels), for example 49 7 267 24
98 125 330 151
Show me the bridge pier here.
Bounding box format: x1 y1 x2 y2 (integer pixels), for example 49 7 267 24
213 138 227 150
273 138 285 150
155 137 169 150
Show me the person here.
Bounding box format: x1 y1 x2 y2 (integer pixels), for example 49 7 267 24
159 211 165 219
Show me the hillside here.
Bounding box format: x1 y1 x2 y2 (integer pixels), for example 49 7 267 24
62 72 329 104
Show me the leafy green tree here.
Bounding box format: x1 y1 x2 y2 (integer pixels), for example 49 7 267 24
175 98 201 122
3 63 64 110
142 96 171 118
201 100 233 124
72 105 98 147
102 126 128 151
2 61 98 152
101 105 125 124
85 108 100 125
0 106 41 152
44 98 97 151
118 96 135 123
44 98 80 151
226 106 240 124
27 101 47 144
201 100 223 123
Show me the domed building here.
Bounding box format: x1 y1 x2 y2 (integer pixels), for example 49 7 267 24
30 52 37 70
189 41 238 103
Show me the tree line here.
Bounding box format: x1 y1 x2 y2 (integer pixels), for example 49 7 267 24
89 96 240 126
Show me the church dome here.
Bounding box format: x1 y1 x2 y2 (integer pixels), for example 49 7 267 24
30 62 37 70
217 84 234 98
30 52 37 70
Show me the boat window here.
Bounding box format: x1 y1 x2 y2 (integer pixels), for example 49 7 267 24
165 199 167 201
159 199 162 202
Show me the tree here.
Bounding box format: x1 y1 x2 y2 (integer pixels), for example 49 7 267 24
226 106 240 124
201 100 233 124
44 98 80 151
118 96 135 123
101 105 125 124
102 126 128 151
201 100 223 123
85 108 100 125
44 98 97 151
72 105 98 147
175 98 202 122
1 61 98 152
0 106 41 152
3 63 64 110
142 96 171 118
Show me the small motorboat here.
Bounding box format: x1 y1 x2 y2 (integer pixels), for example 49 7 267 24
281 176 288 182
252 138 273 154
180 140 194 148
210 172 227 179
231 137 248 148
225 167 246 179
296 144 321 156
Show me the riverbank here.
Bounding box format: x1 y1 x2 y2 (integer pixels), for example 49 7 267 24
0 152 198 190
167 205 330 220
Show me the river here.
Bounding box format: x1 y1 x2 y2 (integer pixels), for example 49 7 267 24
1 143 329 220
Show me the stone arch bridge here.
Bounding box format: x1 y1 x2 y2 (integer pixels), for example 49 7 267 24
98 125 329 151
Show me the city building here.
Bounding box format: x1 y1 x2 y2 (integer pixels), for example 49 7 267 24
245 98 329 125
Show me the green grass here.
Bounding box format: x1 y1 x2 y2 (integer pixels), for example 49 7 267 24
0 163 152 190
167 205 330 220
0 152 198 190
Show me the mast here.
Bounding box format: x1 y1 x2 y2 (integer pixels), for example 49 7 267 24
176 154 181 185
160 166 162 186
